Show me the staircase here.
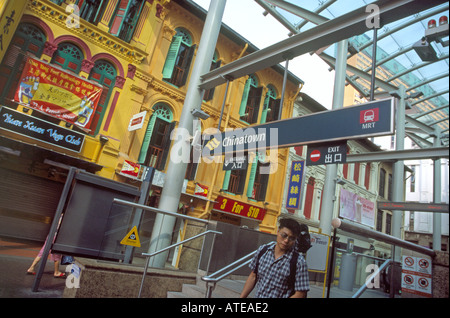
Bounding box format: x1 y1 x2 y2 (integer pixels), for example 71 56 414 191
167 275 255 298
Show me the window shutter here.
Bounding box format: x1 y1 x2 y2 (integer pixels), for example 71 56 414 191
179 44 197 87
162 36 182 80
138 115 157 164
271 99 281 121
109 0 130 36
236 169 246 195
239 78 251 116
157 121 176 171
249 86 263 123
222 170 231 191
255 162 270 201
246 155 259 198
260 96 271 124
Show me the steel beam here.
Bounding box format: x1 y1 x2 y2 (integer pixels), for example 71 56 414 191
199 0 447 90
346 146 449 163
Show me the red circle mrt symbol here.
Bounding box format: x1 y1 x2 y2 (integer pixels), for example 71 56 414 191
310 150 321 162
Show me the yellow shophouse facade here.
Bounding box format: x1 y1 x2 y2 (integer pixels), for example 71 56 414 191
0 0 303 242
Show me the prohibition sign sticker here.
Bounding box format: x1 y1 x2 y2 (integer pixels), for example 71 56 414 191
310 150 321 162
418 277 429 288
403 274 414 285
419 258 429 269
404 256 414 267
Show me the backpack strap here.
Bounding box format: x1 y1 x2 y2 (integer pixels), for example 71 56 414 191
288 251 299 291
254 244 270 277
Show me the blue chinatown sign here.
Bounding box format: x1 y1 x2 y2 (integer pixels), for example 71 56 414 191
203 98 395 156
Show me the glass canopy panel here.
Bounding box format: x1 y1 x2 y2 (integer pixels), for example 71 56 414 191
268 0 449 137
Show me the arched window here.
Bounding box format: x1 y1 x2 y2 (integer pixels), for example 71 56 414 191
162 28 196 87
138 103 175 171
51 43 84 74
239 74 263 124
0 23 46 105
88 60 117 135
261 85 281 123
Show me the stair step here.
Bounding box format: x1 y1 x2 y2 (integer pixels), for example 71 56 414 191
167 276 254 298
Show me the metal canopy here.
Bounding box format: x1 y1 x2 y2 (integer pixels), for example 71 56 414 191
255 0 449 145
199 0 448 146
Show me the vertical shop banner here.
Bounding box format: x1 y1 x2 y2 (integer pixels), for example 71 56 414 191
286 160 305 209
339 188 375 227
14 57 103 130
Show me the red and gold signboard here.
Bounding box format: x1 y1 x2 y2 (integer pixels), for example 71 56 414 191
14 57 103 130
213 195 267 221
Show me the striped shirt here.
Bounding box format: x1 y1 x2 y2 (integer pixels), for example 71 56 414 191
249 243 310 298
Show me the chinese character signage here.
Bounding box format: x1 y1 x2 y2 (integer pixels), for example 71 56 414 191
0 0 26 62
339 188 375 227
14 57 103 131
213 195 267 221
286 160 305 209
306 141 347 166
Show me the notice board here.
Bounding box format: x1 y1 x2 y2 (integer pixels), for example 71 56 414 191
51 169 140 261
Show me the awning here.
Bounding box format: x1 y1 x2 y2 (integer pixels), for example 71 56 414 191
0 135 103 173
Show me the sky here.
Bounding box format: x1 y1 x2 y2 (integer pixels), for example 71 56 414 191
192 0 336 109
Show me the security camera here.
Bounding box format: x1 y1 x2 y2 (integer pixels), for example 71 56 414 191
191 108 210 120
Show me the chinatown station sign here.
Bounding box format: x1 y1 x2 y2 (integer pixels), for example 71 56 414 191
213 195 267 222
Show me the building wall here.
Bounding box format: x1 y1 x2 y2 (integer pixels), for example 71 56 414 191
0 0 302 246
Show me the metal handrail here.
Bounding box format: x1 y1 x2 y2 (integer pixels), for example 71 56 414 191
112 198 210 224
138 230 222 298
352 258 392 298
201 241 276 298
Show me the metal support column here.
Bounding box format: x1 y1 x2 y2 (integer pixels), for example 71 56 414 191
147 0 227 268
391 86 406 261
319 39 348 235
433 128 442 251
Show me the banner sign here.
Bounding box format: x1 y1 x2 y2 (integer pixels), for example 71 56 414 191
0 106 85 152
213 195 267 221
339 188 375 228
14 57 103 130
286 160 305 209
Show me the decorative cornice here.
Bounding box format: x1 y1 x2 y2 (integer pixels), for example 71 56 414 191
28 0 148 64
148 77 185 102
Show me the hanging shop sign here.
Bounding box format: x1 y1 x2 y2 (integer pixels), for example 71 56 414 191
119 160 141 179
213 195 267 221
14 57 103 131
0 106 85 152
128 111 147 131
194 183 208 197
286 160 305 209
